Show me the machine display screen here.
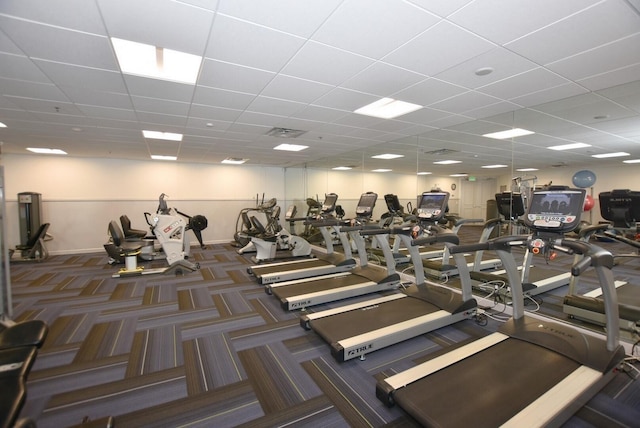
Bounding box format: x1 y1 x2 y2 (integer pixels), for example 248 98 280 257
384 194 402 213
599 189 640 229
416 192 449 221
495 192 525 220
524 188 586 233
355 192 378 217
321 193 338 213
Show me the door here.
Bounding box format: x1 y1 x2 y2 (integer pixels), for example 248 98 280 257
460 179 497 220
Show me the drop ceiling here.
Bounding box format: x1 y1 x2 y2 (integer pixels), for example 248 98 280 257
1 0 639 176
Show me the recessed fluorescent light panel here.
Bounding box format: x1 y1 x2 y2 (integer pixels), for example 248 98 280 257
371 153 404 160
591 152 630 158
151 155 177 161
547 142 591 151
372 169 392 172
433 160 462 165
417 171 432 175
221 157 248 165
0 122 7 128
27 148 67 155
273 143 308 152
355 98 422 119
143 130 183 141
483 128 534 139
623 159 640 164
450 173 468 177
111 38 202 85
481 164 508 169
516 168 539 172
332 166 352 171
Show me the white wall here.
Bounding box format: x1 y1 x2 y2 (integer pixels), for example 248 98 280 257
4 153 638 255
2 154 285 254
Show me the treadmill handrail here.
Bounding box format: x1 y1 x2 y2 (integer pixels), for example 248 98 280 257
449 234 529 254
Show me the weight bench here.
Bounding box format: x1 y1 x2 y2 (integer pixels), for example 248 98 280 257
10 223 50 262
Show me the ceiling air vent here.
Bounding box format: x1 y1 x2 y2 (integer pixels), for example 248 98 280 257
423 148 459 156
266 127 307 138
551 162 568 168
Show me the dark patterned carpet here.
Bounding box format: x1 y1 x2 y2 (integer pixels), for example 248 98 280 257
8 228 640 427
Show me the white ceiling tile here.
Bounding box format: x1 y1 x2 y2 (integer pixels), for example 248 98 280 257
123 75 195 102
547 33 640 81
198 59 275 94
0 0 107 35
341 62 426 97
478 68 572 100
217 0 342 38
509 82 588 108
281 41 374 86
383 21 495 76
0 29 24 55
189 104 243 122
76 105 137 121
312 87 378 111
0 16 117 70
392 78 467 107
0 78 68 101
131 96 191 116
235 111 286 127
60 86 133 109
435 48 538 90
398 107 457 125
578 62 640 92
430 91 502 114
506 1 640 65
0 53 51 83
34 60 126 93
312 0 440 59
407 0 474 18
448 0 601 45
290 105 349 123
246 96 306 117
97 0 214 54
137 112 187 128
205 15 305 72
261 75 334 104
193 86 255 110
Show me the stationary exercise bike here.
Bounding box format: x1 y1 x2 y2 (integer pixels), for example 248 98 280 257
106 194 207 277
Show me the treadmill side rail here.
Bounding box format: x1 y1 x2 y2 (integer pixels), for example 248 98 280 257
377 332 509 405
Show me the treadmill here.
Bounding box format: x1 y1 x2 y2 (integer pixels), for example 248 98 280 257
563 189 640 336
470 190 572 298
267 192 401 311
419 201 503 280
376 187 626 427
300 192 478 362
248 193 356 285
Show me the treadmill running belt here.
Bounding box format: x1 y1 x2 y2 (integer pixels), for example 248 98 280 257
311 297 439 341
253 258 330 275
393 338 579 427
273 273 370 299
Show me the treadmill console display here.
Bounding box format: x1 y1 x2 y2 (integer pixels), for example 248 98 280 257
355 192 378 217
599 189 640 229
321 193 338 214
495 192 525 220
384 194 402 214
416 191 449 221
524 188 586 233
